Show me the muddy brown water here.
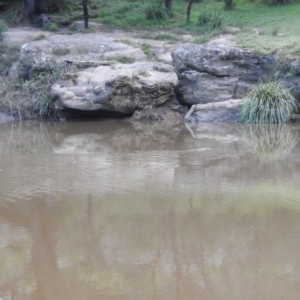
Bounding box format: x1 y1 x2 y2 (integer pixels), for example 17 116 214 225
0 120 300 299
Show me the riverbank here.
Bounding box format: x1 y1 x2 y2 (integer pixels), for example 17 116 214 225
1 0 300 122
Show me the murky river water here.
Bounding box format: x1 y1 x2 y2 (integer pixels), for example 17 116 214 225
0 119 300 299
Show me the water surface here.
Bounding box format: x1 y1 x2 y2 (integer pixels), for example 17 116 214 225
0 120 300 299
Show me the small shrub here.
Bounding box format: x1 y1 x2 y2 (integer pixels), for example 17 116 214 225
198 10 224 30
240 81 298 124
144 0 168 20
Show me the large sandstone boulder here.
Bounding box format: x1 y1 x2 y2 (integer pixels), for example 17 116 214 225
51 62 178 116
172 43 276 106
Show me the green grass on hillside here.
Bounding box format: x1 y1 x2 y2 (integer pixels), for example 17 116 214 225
90 0 300 59
223 2 300 58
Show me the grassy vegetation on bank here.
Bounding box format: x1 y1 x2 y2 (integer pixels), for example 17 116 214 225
2 0 300 58
85 0 300 59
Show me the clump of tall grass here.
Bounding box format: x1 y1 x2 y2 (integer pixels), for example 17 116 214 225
144 0 168 20
3 1 23 25
198 10 224 30
31 68 62 118
240 81 298 124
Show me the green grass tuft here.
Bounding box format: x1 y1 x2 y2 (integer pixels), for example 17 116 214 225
240 81 298 124
198 10 224 30
43 23 59 32
144 0 169 20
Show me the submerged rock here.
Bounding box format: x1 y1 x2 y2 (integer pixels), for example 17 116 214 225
51 62 178 117
172 43 276 106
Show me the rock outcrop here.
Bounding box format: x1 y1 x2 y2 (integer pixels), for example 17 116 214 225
51 62 178 117
12 31 181 79
172 43 276 106
19 33 146 78
4 27 300 122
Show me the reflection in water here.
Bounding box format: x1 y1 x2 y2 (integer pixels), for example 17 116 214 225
0 121 56 155
240 124 300 161
0 120 300 299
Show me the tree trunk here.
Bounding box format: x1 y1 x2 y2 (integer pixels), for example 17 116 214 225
34 0 48 13
23 0 48 18
23 0 35 18
165 0 172 14
186 0 195 23
83 0 89 29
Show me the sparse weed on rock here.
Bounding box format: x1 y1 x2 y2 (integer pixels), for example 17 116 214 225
240 81 298 124
155 33 177 41
33 34 46 41
107 56 135 64
139 43 156 60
